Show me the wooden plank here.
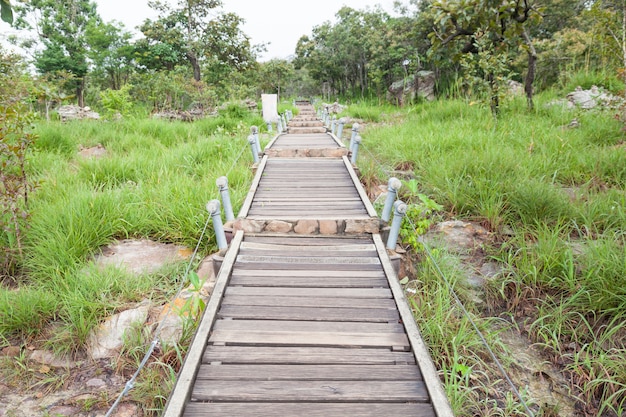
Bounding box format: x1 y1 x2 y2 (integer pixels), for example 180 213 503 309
237 155 268 218
221 295 396 309
184 403 435 417
262 133 282 151
342 156 378 217
191 380 429 402
209 329 409 348
213 319 404 333
229 276 387 288
195 364 422 381
237 249 379 257
217 305 399 322
162 230 244 417
225 287 391 298
234 262 382 271
240 242 376 251
243 236 371 245
231 269 385 278
203 346 416 365
372 234 454 417
236 255 380 265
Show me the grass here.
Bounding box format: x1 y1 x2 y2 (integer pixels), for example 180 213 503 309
353 94 626 416
1 112 260 359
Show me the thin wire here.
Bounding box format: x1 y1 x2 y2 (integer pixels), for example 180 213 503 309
355 137 534 415
106 141 249 416
406 215 535 417
105 214 212 417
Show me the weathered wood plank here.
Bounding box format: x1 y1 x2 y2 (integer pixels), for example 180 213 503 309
231 269 385 277
190 380 429 402
161 231 244 417
240 242 376 251
195 364 422 381
238 249 380 264
229 276 387 288
236 255 380 265
243 236 371 245
372 234 454 416
202 346 416 365
217 305 399 322
234 262 382 271
183 402 436 417
209 329 409 348
220 295 396 309
237 250 379 258
212 319 404 333
225 287 391 298
237 155 268 218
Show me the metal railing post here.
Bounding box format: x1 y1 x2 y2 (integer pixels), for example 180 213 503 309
251 126 261 153
266 121 272 132
337 118 346 139
277 118 283 134
331 116 337 135
350 122 360 150
216 176 235 222
281 114 287 131
206 200 228 250
382 177 402 222
351 134 361 164
248 134 259 163
387 200 407 250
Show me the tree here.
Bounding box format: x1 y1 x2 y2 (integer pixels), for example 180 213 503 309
16 0 101 107
585 0 626 82
0 47 34 274
139 0 254 82
85 21 135 90
258 59 295 101
1 0 12 25
429 0 540 113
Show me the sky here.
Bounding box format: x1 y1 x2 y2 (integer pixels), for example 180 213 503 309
95 0 397 61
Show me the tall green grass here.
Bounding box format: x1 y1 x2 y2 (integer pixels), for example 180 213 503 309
1 114 258 354
356 95 626 415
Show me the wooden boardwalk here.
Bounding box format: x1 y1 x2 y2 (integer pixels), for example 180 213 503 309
163 103 453 417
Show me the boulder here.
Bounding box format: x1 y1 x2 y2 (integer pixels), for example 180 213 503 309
57 105 100 122
388 71 436 106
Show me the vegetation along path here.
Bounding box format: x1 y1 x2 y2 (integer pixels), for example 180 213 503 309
162 102 453 417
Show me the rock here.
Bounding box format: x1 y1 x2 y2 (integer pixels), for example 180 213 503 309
47 406 80 416
78 144 107 158
322 101 346 114
344 219 379 234
1 346 20 357
29 350 76 368
565 85 624 110
266 220 293 233
57 105 100 121
88 301 151 360
94 239 191 275
387 71 436 105
319 220 338 235
507 80 524 96
233 219 266 233
85 378 106 388
294 220 318 234
426 220 489 254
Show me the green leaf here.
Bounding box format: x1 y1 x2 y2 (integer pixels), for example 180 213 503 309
399 277 409 285
1 0 13 25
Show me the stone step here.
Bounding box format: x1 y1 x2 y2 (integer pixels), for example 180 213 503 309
289 121 325 128
288 127 327 134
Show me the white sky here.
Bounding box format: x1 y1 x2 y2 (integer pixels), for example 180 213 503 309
95 0 397 60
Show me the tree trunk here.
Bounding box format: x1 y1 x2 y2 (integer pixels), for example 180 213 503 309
488 73 499 116
77 78 85 107
187 51 201 82
522 28 537 111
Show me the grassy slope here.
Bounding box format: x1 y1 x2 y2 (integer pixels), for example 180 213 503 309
350 96 626 416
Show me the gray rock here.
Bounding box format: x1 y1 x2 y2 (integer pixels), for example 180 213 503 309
94 239 191 275
388 71 436 105
88 301 151 360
